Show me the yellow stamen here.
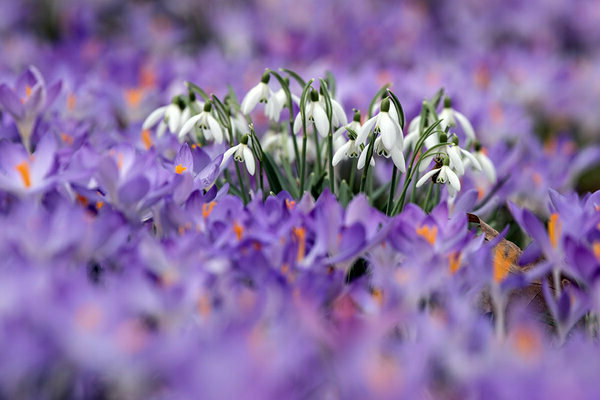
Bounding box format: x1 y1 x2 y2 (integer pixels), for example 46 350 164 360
61 133 74 145
141 129 153 150
477 186 485 200
531 172 543 187
15 161 31 188
512 326 540 358
124 88 143 108
197 294 211 317
67 93 77 111
117 153 124 170
202 201 216 219
25 85 32 98
449 252 461 274
416 225 438 245
372 288 383 306
292 227 306 262
139 65 156 88
493 246 512 283
548 213 561 249
96 201 104 210
233 221 244 240
593 242 600 261
175 163 186 174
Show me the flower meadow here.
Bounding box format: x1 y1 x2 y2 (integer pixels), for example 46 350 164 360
2 1 600 399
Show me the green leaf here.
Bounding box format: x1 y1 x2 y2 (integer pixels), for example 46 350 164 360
185 81 211 102
310 171 327 199
430 87 445 109
338 180 352 206
367 84 391 119
386 89 406 129
263 152 298 197
325 70 337 98
280 68 306 89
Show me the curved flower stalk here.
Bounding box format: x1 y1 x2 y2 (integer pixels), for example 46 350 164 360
319 88 347 128
142 96 189 138
179 102 224 144
0 66 62 153
438 97 476 145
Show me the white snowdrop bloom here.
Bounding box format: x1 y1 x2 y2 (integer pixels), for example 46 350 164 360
446 141 482 176
470 144 497 183
142 97 188 137
179 102 224 144
265 88 287 121
370 97 401 125
293 89 330 137
417 163 461 193
356 98 403 152
319 93 348 127
332 138 361 166
240 73 273 115
438 97 476 143
357 136 405 172
220 135 255 175
262 130 296 162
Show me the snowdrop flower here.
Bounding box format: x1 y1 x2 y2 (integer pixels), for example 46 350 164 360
332 138 361 166
319 88 347 127
438 135 482 176
142 96 189 138
470 142 497 182
262 129 297 162
240 72 273 114
220 135 255 175
179 102 224 144
357 136 405 172
438 97 476 144
370 96 401 125
293 89 330 137
417 158 461 196
356 98 403 152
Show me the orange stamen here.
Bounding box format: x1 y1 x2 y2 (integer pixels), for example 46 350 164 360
15 161 31 188
513 327 541 358
493 246 511 283
96 201 104 210
449 252 461 274
76 194 88 207
202 201 216 219
67 93 77 111
61 133 74 145
292 227 306 262
124 88 143 108
531 172 543 187
175 163 186 174
141 129 153 150
285 199 296 210
592 242 600 261
548 213 561 249
416 225 438 245
372 288 383 306
233 221 244 240
25 85 32 98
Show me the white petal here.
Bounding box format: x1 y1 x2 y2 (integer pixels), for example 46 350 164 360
356 116 377 144
445 167 461 192
167 104 182 134
418 154 434 172
390 146 406 173
332 141 351 166
207 115 224 144
417 168 440 187
331 99 348 126
357 145 369 169
439 108 454 129
478 153 496 182
220 146 238 168
379 114 397 151
454 111 476 142
293 112 303 134
313 104 330 137
142 106 166 130
157 121 167 138
240 84 263 114
448 146 465 176
179 114 202 138
460 148 482 171
242 146 255 175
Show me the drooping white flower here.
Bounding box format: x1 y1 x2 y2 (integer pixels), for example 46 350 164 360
438 97 476 143
332 138 361 166
356 98 403 152
470 143 496 183
293 89 330 137
264 88 287 121
357 136 405 171
319 92 348 128
417 163 461 194
179 102 224 144
240 72 273 115
220 135 255 175
142 96 188 137
262 129 297 163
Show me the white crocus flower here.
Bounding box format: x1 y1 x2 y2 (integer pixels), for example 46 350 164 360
417 163 461 194
438 97 476 144
220 135 255 175
470 144 496 182
142 97 188 137
293 89 330 137
179 102 224 144
356 98 403 152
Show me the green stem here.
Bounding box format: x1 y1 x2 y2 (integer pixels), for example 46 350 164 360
349 158 357 192
386 166 398 215
359 134 377 193
313 124 322 175
236 162 248 204
422 180 434 212
299 131 308 195
327 131 335 194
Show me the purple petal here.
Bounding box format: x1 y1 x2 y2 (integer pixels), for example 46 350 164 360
0 84 25 119
174 143 193 170
118 175 150 206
